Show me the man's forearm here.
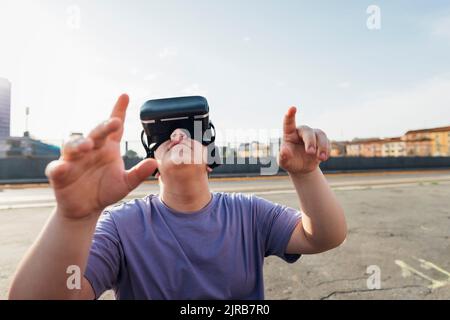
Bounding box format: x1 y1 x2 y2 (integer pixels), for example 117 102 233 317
8 207 99 299
290 167 347 249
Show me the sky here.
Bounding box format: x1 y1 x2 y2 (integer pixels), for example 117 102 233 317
1 0 450 153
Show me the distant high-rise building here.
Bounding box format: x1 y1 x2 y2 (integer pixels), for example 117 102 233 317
0 78 11 139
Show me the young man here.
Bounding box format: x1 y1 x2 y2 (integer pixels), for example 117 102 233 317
8 94 346 300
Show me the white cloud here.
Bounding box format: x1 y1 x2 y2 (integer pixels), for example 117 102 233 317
337 81 351 89
129 67 139 76
143 73 158 81
275 80 286 87
313 75 450 141
243 36 251 42
430 15 450 38
158 47 177 59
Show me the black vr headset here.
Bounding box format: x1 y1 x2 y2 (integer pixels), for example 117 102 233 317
140 96 221 170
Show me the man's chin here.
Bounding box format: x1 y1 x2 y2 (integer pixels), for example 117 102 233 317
168 154 194 166
167 151 206 166
161 160 206 176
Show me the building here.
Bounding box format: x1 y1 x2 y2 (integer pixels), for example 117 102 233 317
403 126 450 156
218 145 236 159
381 137 406 157
337 125 449 158
345 137 407 157
346 141 361 157
330 141 347 157
237 141 270 158
360 139 384 157
70 132 84 139
0 77 11 139
269 137 282 157
346 138 384 157
0 134 60 158
403 137 432 156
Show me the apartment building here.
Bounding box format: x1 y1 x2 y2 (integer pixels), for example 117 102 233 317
381 137 406 157
330 141 347 157
346 138 384 157
404 126 450 156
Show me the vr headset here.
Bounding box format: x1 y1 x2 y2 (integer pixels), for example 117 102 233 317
140 96 221 170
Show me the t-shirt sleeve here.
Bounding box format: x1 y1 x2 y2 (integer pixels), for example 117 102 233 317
84 211 123 299
252 195 302 263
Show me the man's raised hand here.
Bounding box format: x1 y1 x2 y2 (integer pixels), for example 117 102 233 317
278 106 331 176
45 94 158 219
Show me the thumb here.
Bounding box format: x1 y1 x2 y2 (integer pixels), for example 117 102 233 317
125 158 158 191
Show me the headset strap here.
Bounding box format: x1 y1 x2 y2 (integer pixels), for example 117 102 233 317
140 130 152 158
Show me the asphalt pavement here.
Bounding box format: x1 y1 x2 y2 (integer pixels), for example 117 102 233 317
0 170 449 299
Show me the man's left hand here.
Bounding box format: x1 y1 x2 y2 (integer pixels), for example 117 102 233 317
278 106 331 175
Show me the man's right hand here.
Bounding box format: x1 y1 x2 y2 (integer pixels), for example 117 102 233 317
45 94 158 220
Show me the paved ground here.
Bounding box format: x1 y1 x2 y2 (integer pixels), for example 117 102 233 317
0 170 449 299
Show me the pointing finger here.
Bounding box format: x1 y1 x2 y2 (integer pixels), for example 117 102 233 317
109 94 129 142
110 94 129 122
283 106 298 141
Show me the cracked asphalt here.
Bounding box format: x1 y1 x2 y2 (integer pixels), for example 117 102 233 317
263 181 450 299
0 171 449 299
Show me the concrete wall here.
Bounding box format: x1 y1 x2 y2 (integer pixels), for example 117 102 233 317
1 156 450 183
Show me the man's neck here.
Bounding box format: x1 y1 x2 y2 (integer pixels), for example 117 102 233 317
159 173 212 213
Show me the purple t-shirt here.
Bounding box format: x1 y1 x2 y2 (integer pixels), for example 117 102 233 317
84 192 302 300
